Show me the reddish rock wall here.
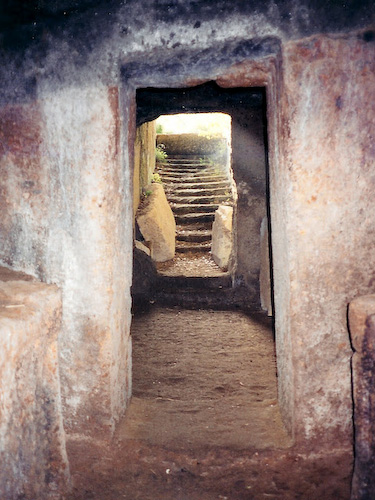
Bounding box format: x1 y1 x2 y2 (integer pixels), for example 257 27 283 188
348 295 375 500
0 10 374 476
0 85 133 440
0 101 47 277
272 34 375 446
0 269 70 499
39 85 133 437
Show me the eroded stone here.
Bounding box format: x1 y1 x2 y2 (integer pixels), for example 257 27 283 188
136 183 176 262
211 205 233 270
0 273 70 499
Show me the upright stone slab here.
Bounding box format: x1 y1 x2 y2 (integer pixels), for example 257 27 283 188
348 295 375 500
136 183 176 262
211 205 233 271
132 244 157 310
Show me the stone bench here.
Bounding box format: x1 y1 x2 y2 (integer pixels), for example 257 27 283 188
0 267 70 499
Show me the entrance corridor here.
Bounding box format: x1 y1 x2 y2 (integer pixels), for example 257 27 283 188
67 307 352 500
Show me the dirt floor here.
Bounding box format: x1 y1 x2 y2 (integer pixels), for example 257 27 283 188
67 306 353 500
156 254 226 277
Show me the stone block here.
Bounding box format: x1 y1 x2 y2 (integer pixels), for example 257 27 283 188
348 295 375 500
131 245 157 311
0 271 70 499
136 183 176 262
211 205 233 270
135 240 151 256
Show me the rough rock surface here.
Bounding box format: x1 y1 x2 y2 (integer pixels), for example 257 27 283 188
137 183 176 262
0 86 133 440
348 295 375 500
0 0 374 475
211 205 233 270
131 245 157 311
0 269 70 499
273 35 375 446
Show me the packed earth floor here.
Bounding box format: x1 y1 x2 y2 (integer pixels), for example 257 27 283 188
67 303 352 500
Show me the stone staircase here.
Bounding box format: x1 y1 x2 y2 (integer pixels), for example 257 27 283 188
149 155 239 309
156 155 233 254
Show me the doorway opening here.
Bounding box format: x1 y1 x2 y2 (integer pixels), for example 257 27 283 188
154 112 235 278
133 81 272 313
127 81 284 453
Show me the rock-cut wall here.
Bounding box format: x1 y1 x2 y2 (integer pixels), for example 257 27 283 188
0 0 374 468
0 85 133 439
157 133 227 157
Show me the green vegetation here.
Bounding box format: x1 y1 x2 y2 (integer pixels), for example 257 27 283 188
152 172 162 184
155 144 167 162
156 123 164 134
199 156 214 166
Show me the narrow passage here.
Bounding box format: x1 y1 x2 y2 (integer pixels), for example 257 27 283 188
122 307 289 450
67 306 352 500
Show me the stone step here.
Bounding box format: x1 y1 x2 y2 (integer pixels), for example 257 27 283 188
165 160 210 165
168 195 232 204
175 241 211 253
153 290 252 310
159 161 217 167
158 169 226 177
172 187 230 196
171 203 219 214
156 273 231 290
160 174 229 184
154 287 235 310
160 164 210 171
176 229 212 242
161 157 202 163
161 169 217 177
175 212 215 224
152 272 244 310
159 162 219 168
162 165 213 171
164 180 231 191
162 156 206 162
176 222 212 232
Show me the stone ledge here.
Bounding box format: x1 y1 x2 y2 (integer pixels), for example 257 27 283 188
0 271 70 499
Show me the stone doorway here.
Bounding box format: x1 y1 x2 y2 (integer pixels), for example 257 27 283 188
130 82 280 452
134 82 272 313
